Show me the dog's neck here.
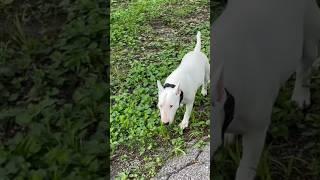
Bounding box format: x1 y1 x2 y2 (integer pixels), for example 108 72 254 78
163 83 184 105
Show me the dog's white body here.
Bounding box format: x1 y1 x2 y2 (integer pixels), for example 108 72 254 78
157 32 210 129
212 0 320 179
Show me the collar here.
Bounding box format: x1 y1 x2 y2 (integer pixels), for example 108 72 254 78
163 83 184 105
222 88 235 141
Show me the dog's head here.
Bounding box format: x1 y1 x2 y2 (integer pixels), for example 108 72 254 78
157 80 181 124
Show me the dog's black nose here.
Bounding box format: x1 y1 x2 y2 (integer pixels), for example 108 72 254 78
163 122 169 125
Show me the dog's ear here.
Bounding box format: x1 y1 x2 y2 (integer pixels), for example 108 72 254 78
174 82 181 95
157 80 164 93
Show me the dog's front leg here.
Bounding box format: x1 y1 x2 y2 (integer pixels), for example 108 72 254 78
292 59 313 109
235 129 267 180
211 101 224 154
179 100 194 129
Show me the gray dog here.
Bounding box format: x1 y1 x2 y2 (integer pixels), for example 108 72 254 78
211 0 320 179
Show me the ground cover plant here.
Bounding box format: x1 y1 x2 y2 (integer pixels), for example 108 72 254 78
110 0 210 178
0 0 107 179
211 1 320 179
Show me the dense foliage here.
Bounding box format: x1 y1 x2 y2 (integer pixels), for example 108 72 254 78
0 0 108 179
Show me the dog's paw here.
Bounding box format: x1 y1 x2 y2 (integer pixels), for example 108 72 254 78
179 120 189 130
201 88 207 96
291 88 310 109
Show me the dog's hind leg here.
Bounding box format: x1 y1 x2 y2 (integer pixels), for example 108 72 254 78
210 99 225 178
201 62 210 96
211 70 225 155
211 101 224 154
292 39 317 109
211 62 225 174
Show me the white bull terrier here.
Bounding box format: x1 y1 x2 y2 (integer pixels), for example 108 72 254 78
157 31 210 129
211 0 320 179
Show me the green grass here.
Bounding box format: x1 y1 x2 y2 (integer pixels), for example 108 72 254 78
0 0 107 179
111 0 210 178
211 2 320 180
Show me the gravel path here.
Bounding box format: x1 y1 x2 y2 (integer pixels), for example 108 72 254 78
154 142 210 180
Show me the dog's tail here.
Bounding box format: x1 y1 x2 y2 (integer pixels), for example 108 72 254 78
194 31 201 52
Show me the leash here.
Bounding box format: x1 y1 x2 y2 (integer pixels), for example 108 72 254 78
163 83 184 105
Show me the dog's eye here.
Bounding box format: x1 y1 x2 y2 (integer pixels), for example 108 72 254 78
170 105 173 108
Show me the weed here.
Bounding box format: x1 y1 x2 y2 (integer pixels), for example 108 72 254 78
0 0 107 179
